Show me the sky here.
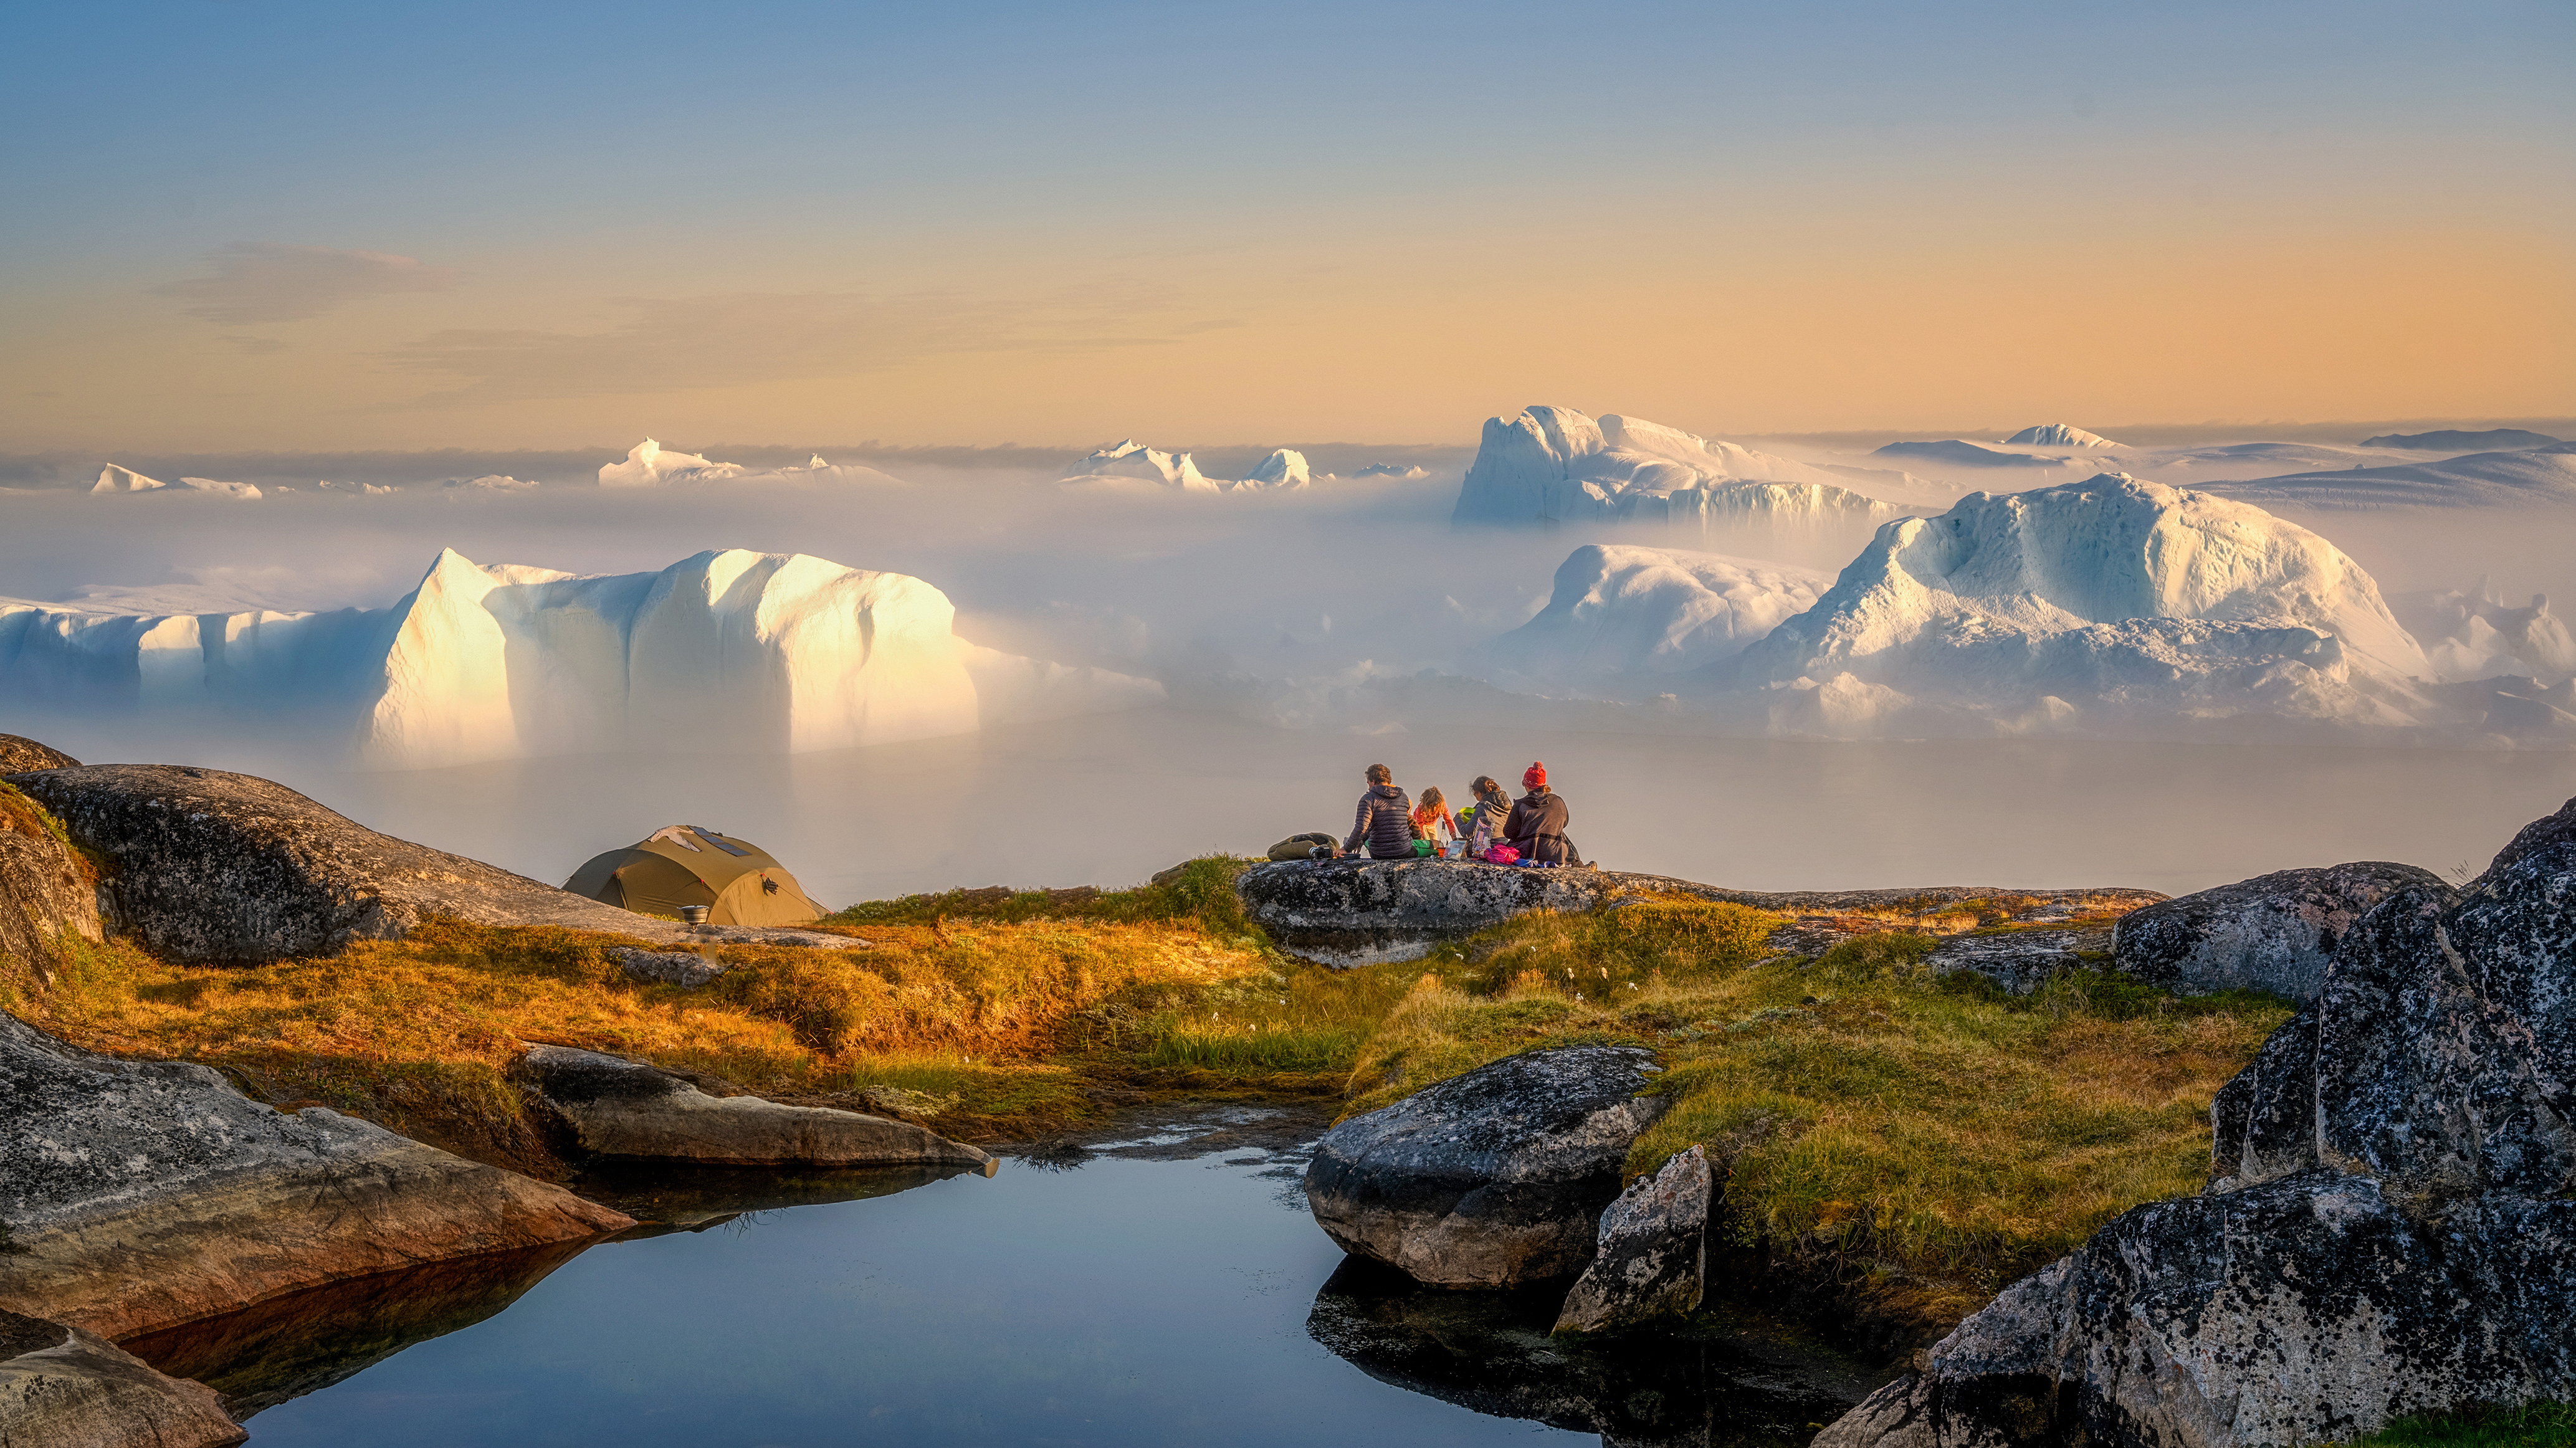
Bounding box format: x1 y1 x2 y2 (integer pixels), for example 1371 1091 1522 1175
4 0 2572 453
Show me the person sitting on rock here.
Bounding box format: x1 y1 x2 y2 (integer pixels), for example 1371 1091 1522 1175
1345 764 1416 859
1412 786 1458 857
1504 761 1578 867
1465 775 1514 859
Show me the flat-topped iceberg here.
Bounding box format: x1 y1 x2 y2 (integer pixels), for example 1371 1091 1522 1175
0 549 1161 768
1487 545 1828 685
1453 406 1907 528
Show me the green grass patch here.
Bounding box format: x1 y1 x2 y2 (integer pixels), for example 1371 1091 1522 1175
2328 1403 2576 1447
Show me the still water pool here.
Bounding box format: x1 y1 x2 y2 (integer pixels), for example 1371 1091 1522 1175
128 1107 1876 1447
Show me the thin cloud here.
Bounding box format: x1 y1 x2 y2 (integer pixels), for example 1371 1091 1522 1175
381 286 1206 404
154 242 462 325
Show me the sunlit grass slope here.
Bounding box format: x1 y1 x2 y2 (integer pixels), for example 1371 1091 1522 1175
1352 897 2293 1311
0 857 1418 1160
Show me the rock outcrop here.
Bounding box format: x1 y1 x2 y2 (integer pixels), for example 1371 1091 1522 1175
2111 860 2441 1003
1818 796 2576 1447
0 1012 634 1341
512 1044 993 1169
0 1309 245 1448
1552 1145 1710 1334
0 736 78 773
4 764 824 963
1305 1046 1667 1287
0 783 102 986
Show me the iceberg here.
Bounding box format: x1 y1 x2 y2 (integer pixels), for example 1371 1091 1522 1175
1871 439 2066 469
598 438 749 488
2002 424 2122 449
1060 439 1311 493
1717 474 2452 738
2392 579 2576 682
444 474 539 490
88 465 260 499
2359 428 2559 451
1453 406 1906 528
1352 462 1429 480
1487 545 1828 685
0 548 1162 769
2198 444 2576 510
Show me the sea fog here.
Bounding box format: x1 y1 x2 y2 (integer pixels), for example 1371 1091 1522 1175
4 443 2574 905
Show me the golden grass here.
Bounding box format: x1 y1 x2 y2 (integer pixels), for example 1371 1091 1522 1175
1347 909 2294 1295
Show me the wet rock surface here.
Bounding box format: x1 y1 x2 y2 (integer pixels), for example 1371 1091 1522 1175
0 1012 632 1340
1554 1145 1712 1334
0 735 78 773
1309 1256 1881 1447
7 764 846 963
0 1308 246 1448
2112 860 2442 1004
512 1043 993 1169
1822 796 2576 1448
1305 1045 1667 1287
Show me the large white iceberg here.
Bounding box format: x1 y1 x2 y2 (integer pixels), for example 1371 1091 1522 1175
89 465 261 499
0 548 1162 768
1452 406 1907 528
598 438 750 488
2002 424 2122 449
1717 474 2462 738
1487 545 1828 685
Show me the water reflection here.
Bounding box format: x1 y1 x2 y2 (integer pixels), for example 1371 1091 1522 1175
1306 1257 1881 1447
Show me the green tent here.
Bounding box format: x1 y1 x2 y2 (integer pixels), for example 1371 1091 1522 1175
563 825 827 927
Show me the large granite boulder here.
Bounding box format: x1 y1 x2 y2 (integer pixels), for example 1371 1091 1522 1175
0 1308 245 1448
0 1012 633 1340
1552 1144 1711 1334
1820 796 2576 1448
6 764 814 963
1305 1045 1667 1287
0 735 79 773
0 784 101 986
1239 859 1617 968
2111 860 2441 1004
512 1044 994 1169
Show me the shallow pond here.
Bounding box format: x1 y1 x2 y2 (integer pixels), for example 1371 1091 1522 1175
128 1107 1879 1447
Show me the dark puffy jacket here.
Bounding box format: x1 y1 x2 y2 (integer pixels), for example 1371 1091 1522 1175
1504 789 1571 864
1347 784 1416 858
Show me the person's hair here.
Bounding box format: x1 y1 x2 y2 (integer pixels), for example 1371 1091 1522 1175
1471 775 1499 796
1418 786 1446 814
1365 763 1392 784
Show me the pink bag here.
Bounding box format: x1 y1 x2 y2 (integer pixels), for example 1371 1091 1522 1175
1482 845 1519 865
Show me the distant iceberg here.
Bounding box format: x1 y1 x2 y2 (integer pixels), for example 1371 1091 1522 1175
1487 545 1828 685
2198 444 2576 510
90 465 261 499
2393 578 2576 682
1352 463 1429 480
1871 439 2064 469
1061 439 1310 493
598 438 750 488
2002 424 2122 449
0 548 1162 768
1453 406 1907 528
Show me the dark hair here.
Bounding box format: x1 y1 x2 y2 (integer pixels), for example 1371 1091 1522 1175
1471 775 1502 797
1366 763 1392 784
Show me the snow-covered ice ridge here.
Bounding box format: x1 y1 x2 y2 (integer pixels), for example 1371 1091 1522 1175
1492 474 2574 744
0 548 1161 768
599 439 898 488
1060 439 1312 493
1453 406 1908 528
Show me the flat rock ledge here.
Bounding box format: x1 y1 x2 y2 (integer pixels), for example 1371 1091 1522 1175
0 1308 245 1448
1305 1046 1667 1288
1239 859 2162 973
1819 795 2576 1448
513 1044 994 1169
1552 1145 1711 1334
4 764 843 963
0 1012 634 1341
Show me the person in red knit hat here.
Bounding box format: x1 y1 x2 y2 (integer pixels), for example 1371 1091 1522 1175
1502 760 1578 866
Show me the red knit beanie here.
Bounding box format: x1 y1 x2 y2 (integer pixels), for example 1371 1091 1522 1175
1522 761 1547 789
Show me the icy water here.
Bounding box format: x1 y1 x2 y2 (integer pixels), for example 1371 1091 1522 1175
125 1108 1876 1447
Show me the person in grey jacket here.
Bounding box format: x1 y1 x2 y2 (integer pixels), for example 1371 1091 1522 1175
1345 764 1417 859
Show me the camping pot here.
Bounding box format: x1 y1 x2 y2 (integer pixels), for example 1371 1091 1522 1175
680 905 710 928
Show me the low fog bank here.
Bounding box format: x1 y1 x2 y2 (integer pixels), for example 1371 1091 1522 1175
15 708 2572 904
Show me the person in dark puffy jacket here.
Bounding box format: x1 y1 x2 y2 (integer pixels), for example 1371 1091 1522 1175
1503 761 1576 865
1345 764 1416 859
